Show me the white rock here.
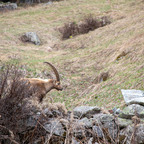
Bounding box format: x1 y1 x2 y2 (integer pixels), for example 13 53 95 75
121 89 144 105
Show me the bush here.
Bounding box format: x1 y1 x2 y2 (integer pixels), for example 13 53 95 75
58 22 78 40
0 64 34 143
59 15 111 40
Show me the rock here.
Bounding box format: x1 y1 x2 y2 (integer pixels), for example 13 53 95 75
0 3 17 11
43 108 53 117
103 121 118 140
73 124 86 139
121 89 144 105
17 115 38 134
46 46 53 52
26 116 37 128
44 1 53 6
119 104 144 119
127 98 144 106
88 137 99 144
59 119 69 128
78 117 93 128
135 124 144 143
72 120 90 139
73 106 101 118
117 118 132 128
92 126 103 138
21 32 41 45
93 113 114 124
93 113 117 139
43 108 63 118
72 137 80 144
44 119 65 136
124 124 144 144
112 107 122 115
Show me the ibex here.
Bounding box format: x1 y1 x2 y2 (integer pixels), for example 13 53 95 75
23 62 63 102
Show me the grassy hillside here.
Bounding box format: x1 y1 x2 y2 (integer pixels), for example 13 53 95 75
0 0 144 109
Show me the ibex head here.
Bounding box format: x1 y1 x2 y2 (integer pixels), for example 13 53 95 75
44 62 63 91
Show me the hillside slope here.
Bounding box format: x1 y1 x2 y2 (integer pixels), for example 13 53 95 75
0 0 144 109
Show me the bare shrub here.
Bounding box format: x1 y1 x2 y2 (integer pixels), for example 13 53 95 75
58 22 78 40
0 64 35 143
78 15 102 34
59 15 111 40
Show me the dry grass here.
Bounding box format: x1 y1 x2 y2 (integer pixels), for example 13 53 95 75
0 0 144 109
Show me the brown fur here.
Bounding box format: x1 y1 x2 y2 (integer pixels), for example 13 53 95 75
23 78 63 102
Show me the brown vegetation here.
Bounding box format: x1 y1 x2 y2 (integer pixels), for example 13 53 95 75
58 15 111 40
0 65 34 143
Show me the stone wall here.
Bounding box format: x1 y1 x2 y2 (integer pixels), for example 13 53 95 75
0 90 144 144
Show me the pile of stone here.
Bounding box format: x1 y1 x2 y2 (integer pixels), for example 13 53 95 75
1 89 144 144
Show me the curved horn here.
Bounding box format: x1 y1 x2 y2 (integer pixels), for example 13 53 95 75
44 62 60 81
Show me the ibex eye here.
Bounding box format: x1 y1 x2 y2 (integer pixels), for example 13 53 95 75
56 82 60 85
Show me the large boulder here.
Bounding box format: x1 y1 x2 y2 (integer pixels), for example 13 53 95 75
21 32 41 45
121 89 144 105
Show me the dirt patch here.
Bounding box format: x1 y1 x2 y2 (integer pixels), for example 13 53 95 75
93 72 109 84
115 51 129 61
